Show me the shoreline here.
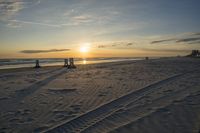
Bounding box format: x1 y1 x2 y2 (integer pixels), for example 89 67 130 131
0 58 145 74
0 56 183 73
0 57 145 71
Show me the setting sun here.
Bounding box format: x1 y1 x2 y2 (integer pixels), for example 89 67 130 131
80 46 89 53
80 43 90 53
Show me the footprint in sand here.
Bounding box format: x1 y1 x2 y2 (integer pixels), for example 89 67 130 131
0 127 9 133
98 91 109 97
163 89 173 93
9 118 21 123
21 109 32 115
48 88 77 94
185 96 200 105
23 117 34 123
3 87 10 90
34 125 49 133
173 99 183 105
52 109 77 122
70 104 81 111
13 117 34 124
25 78 37 83
14 109 32 116
156 108 171 116
0 97 10 101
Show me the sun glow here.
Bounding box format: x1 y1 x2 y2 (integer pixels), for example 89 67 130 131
80 43 90 53
80 46 89 53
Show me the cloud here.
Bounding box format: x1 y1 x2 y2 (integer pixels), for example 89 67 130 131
72 15 93 23
3 1 119 28
190 32 200 36
68 14 111 26
0 0 41 23
139 48 190 53
7 15 93 28
0 0 25 21
126 43 134 46
8 19 61 28
61 14 94 26
98 42 134 48
7 13 96 28
63 9 75 16
97 43 190 53
98 45 106 48
151 32 200 44
20 49 70 54
61 5 120 26
188 41 200 44
97 40 191 53
34 0 40 6
176 37 200 43
151 39 176 44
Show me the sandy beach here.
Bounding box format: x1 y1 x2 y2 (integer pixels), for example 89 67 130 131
0 57 200 133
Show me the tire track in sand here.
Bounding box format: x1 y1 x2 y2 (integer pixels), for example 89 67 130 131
43 72 186 133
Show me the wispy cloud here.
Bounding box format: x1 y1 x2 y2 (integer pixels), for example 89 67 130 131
188 41 200 44
63 9 75 16
151 32 200 44
7 13 98 28
139 48 190 53
8 19 61 28
0 0 40 21
176 37 200 43
126 43 134 46
97 41 190 53
190 32 200 36
98 42 134 48
67 14 111 26
62 7 120 26
151 39 176 44
60 14 95 26
72 15 93 23
3 1 120 28
0 0 25 21
0 0 41 28
20 49 70 54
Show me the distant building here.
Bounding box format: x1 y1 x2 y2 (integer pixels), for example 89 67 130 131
188 50 200 57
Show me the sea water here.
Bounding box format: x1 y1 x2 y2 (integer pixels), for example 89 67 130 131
0 57 144 69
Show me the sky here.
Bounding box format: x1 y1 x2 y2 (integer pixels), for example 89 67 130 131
0 0 200 58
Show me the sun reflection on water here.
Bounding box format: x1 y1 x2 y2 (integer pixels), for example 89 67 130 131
83 59 87 64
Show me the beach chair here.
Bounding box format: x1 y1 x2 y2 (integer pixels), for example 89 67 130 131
64 59 69 67
34 60 41 68
68 58 76 69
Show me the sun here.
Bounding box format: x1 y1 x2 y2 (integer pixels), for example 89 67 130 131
79 43 90 53
80 46 89 53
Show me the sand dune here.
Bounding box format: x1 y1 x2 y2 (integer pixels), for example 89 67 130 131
0 57 200 133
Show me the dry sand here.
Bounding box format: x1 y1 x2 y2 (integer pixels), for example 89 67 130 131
0 57 200 133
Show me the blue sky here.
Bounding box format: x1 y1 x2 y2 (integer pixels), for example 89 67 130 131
0 0 200 58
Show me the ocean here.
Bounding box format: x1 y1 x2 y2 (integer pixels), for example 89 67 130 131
0 57 145 69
